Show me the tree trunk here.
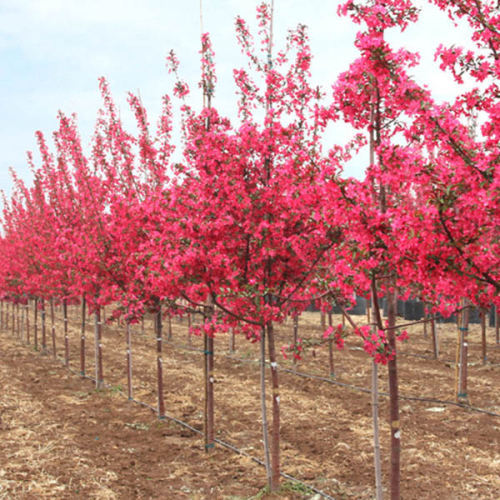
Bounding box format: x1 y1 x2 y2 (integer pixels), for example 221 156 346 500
496 307 499 344
229 327 236 353
155 307 165 418
63 299 69 367
41 298 47 353
328 309 334 377
204 329 215 451
80 297 86 377
167 314 172 341
260 326 272 487
50 298 56 358
428 309 439 359
372 360 383 500
11 302 14 335
495 306 500 345
480 308 486 365
292 315 298 368
387 286 400 500
267 321 280 491
17 303 20 338
126 322 133 400
371 278 384 500
34 298 38 350
26 303 30 344
94 307 104 389
456 300 469 401
423 307 428 339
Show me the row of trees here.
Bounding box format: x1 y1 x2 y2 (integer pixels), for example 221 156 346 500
1 1 498 498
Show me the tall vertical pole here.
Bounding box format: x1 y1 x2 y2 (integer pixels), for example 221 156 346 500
156 305 165 419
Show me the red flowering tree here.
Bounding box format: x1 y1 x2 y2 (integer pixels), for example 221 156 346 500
157 5 355 490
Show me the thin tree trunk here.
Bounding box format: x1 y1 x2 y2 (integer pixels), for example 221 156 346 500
204 327 215 452
26 302 30 344
50 298 56 358
0 300 3 330
386 285 400 500
457 300 469 401
328 310 335 377
372 360 383 500
41 298 47 353
292 315 298 368
16 303 20 338
495 306 499 345
480 308 486 365
17 303 20 338
34 298 38 350
20 303 24 341
260 326 272 488
94 307 104 389
267 321 280 491
423 307 428 339
229 327 236 353
371 278 384 500
126 322 133 400
167 314 172 341
63 299 69 367
156 306 166 419
80 297 86 377
11 302 15 336
430 313 438 359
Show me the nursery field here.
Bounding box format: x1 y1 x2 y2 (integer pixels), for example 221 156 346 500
0 309 499 499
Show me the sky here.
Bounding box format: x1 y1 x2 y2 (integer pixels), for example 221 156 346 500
0 0 472 198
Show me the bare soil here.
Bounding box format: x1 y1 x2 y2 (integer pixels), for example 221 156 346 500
0 306 499 499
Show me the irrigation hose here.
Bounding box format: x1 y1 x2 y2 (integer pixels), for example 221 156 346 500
164 340 500 418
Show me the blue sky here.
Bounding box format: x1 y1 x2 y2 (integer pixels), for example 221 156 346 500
0 0 469 197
